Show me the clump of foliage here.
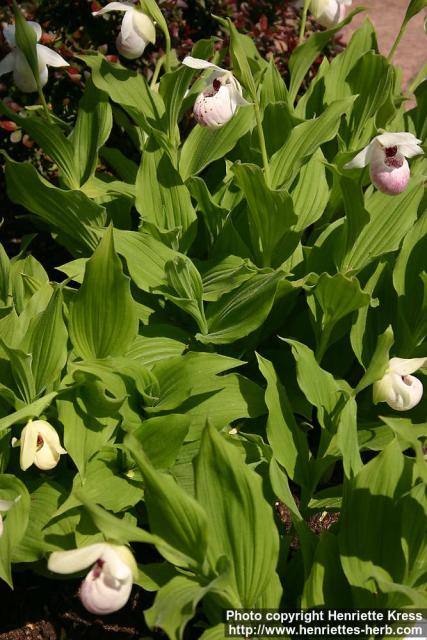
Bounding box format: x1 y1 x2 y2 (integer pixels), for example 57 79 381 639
0 0 426 638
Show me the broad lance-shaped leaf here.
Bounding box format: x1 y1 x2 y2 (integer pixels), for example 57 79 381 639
270 97 356 189
159 257 207 334
21 288 68 396
343 180 424 273
69 226 139 360
312 273 371 361
69 78 112 187
257 354 311 489
195 424 280 607
197 271 283 345
179 106 255 181
126 434 209 571
288 7 364 103
135 146 197 252
0 474 31 587
4 159 101 253
232 163 297 268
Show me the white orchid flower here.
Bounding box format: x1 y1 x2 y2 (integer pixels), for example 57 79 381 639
48 543 138 615
0 21 69 93
0 496 20 537
373 357 427 411
309 0 352 28
16 419 67 471
183 56 249 129
344 132 423 196
92 2 155 59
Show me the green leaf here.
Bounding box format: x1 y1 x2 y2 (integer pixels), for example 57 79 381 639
198 271 283 344
135 146 197 251
0 474 30 586
347 53 393 147
355 326 394 394
132 415 189 469
114 229 179 293
343 180 424 272
21 288 68 396
0 102 79 189
195 424 280 607
257 354 310 487
233 163 297 267
69 226 138 359
179 106 255 180
0 340 35 403
57 390 117 479
404 0 427 24
69 78 112 186
161 257 207 333
270 97 356 189
288 7 365 103
4 158 101 253
127 435 209 571
291 150 329 231
226 18 257 98
0 392 57 432
302 532 352 607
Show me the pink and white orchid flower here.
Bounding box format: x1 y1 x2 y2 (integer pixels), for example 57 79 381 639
15 419 67 471
92 2 155 59
344 132 423 196
373 357 427 411
48 543 138 615
0 496 20 537
183 56 249 129
0 21 69 93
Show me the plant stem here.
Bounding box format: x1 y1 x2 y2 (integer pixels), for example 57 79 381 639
37 84 53 124
164 29 172 73
253 100 271 186
316 324 332 363
387 20 407 63
299 0 312 45
150 54 165 88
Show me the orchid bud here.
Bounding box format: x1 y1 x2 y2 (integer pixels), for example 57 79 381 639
344 132 424 196
48 543 138 615
18 419 67 471
373 357 427 411
0 21 69 93
92 3 156 60
183 56 249 129
0 496 20 537
309 0 352 28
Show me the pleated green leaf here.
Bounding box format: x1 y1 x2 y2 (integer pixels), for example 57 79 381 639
69 226 138 360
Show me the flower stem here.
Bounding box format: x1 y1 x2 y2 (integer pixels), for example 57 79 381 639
253 100 271 186
299 0 312 46
164 29 172 73
37 84 53 124
387 20 407 63
151 54 165 88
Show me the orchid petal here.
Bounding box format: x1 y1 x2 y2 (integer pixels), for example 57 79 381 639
79 567 132 614
3 21 42 48
0 499 15 512
389 357 427 376
376 132 422 148
344 141 375 169
399 144 424 159
132 10 156 43
37 44 69 68
92 2 134 16
0 515 3 537
19 420 38 470
0 52 16 78
48 544 109 574
116 31 146 58
120 7 134 40
183 56 225 74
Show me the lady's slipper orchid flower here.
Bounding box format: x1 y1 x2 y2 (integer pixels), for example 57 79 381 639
0 496 20 538
309 0 352 28
0 21 69 93
92 2 156 59
373 357 427 411
183 56 249 129
16 419 67 471
344 132 423 196
48 543 138 614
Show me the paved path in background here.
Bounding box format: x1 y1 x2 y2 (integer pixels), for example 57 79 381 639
342 0 427 88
